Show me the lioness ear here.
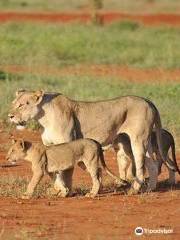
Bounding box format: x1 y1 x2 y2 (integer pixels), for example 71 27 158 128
15 89 26 97
33 90 44 104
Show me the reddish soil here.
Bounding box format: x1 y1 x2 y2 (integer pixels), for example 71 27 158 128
0 11 180 26
1 64 180 83
0 129 179 239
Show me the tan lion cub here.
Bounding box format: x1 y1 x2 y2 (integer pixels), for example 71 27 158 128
7 138 124 199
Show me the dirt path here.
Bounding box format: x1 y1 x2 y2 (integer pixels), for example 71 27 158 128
1 64 180 83
0 130 179 239
0 11 180 26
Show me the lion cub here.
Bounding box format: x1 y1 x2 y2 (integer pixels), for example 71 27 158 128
7 138 123 199
113 129 180 191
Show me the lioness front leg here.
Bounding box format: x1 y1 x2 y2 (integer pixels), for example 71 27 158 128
22 170 43 199
53 171 70 197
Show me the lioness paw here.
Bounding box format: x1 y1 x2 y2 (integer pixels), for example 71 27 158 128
85 192 96 198
58 188 69 198
47 187 60 196
21 194 32 199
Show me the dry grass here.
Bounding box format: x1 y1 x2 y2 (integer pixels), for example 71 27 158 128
0 175 121 198
0 176 51 198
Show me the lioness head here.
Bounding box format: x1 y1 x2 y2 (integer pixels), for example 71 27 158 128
6 139 27 164
8 90 44 126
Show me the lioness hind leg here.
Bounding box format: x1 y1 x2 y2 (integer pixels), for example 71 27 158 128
117 150 129 181
128 138 146 195
126 162 136 182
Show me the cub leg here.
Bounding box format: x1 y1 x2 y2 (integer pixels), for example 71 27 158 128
167 157 176 185
85 157 101 198
145 157 158 192
22 168 43 199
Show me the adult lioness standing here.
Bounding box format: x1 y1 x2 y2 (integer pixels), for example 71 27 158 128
9 90 165 194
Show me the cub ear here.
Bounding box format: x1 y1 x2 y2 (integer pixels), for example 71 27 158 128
33 90 44 104
20 139 25 150
11 138 17 144
9 134 16 144
15 89 26 97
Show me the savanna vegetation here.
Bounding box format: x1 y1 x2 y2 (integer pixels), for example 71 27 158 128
0 0 180 13
0 21 180 68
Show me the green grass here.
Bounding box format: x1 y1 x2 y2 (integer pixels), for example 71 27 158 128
0 0 180 13
1 72 180 149
0 21 180 68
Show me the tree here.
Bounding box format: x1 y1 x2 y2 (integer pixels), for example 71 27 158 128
89 0 104 25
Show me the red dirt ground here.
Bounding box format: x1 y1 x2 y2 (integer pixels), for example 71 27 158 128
0 11 180 26
0 129 179 239
1 64 180 83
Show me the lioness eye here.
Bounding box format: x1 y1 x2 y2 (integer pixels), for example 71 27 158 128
26 101 29 105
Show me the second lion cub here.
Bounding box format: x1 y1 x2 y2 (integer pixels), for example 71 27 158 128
7 138 124 199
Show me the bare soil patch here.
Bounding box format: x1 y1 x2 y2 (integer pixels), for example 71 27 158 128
0 11 180 26
0 129 179 239
1 64 180 83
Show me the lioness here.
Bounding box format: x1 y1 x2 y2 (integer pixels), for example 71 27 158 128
9 90 169 193
113 129 180 191
6 138 124 199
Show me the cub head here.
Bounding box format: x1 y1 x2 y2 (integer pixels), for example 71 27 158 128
8 90 44 126
6 139 27 164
